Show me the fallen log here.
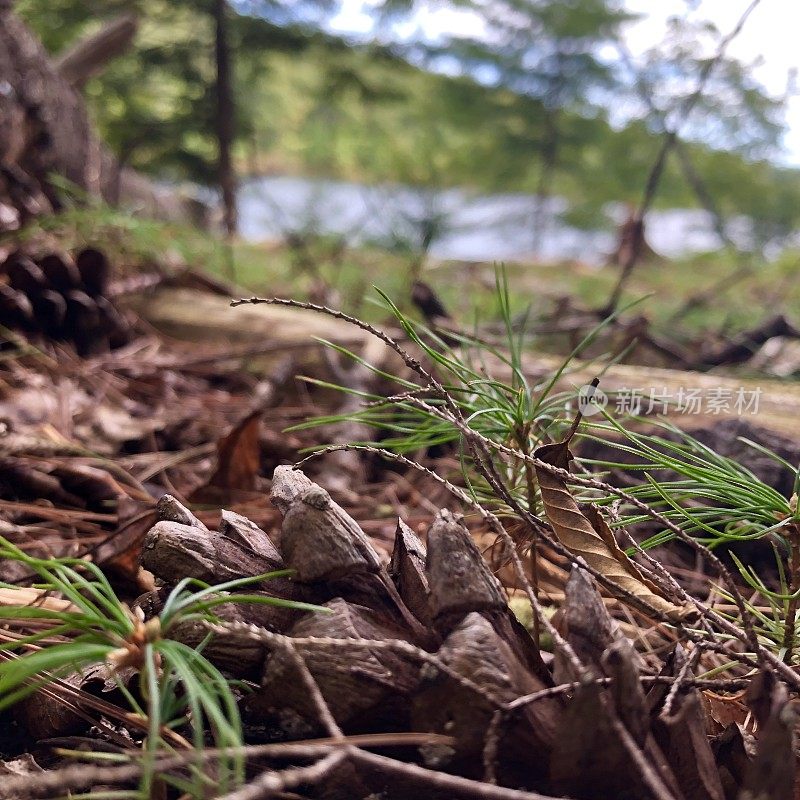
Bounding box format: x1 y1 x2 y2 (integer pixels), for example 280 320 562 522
128 288 375 356
138 291 800 438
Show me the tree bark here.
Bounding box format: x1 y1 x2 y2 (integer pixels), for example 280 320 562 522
0 8 207 227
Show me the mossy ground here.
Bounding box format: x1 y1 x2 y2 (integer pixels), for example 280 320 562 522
8 204 798 338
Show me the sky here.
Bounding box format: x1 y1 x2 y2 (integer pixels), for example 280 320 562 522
328 0 800 164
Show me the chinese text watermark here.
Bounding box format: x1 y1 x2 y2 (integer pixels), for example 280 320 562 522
577 385 762 417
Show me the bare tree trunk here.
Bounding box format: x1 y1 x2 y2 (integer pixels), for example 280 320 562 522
601 1 760 315
602 133 673 315
531 110 558 257
532 56 564 257
214 0 237 240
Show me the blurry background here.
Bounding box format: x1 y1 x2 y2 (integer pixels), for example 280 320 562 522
9 0 800 324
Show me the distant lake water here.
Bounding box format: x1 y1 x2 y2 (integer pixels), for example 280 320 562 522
238 175 755 265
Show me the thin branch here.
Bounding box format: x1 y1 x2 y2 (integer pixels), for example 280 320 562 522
348 748 564 800
0 736 450 799
603 0 763 312
217 751 348 800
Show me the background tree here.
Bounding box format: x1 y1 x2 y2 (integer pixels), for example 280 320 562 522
215 0 237 237
438 0 633 251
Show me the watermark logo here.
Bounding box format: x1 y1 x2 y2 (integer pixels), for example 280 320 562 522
577 383 608 416
576 385 762 416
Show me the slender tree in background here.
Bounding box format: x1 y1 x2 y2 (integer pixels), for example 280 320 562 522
443 0 631 253
214 0 237 239
603 0 774 312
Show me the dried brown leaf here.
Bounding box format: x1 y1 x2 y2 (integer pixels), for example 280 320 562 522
534 438 693 623
96 499 157 589
702 690 749 735
208 409 263 492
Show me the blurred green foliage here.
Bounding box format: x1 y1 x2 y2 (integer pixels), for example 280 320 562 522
15 0 800 244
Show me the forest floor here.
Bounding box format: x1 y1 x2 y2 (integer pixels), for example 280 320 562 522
2 209 800 798
21 204 800 338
